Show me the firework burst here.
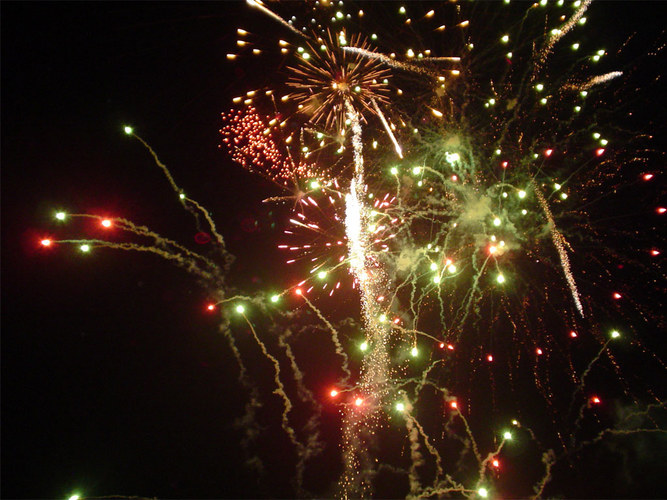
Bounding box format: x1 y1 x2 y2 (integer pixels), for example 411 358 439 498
286 30 391 132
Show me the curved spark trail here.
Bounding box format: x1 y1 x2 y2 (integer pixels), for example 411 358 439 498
532 180 584 317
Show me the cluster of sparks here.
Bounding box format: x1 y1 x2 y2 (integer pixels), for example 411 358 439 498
42 1 665 499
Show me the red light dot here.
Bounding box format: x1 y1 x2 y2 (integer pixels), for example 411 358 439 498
643 173 654 181
393 317 401 324
650 249 660 256
355 397 363 407
501 161 508 168
613 292 622 300
330 389 339 398
657 207 666 214
536 348 543 355
40 239 52 247
295 288 303 296
439 342 445 349
101 219 112 228
487 354 494 362
450 401 458 410
591 396 601 404
596 148 605 156
570 331 578 338
447 344 454 350
492 459 500 468
545 149 553 157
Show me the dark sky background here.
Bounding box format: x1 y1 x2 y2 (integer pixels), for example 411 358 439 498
2 2 665 499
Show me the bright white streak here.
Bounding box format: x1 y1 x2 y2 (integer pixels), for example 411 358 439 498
419 56 461 62
533 181 584 316
246 0 306 38
536 0 592 72
372 98 403 159
340 100 392 496
577 71 623 90
342 46 436 77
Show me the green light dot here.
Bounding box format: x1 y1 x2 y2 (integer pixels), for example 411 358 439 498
270 294 280 303
310 180 320 189
235 304 245 314
55 211 67 220
493 217 501 227
396 402 405 412
179 193 186 200
478 488 489 498
518 190 526 198
430 262 438 271
80 244 90 253
497 274 506 284
503 431 512 440
123 126 133 135
390 167 398 175
360 341 368 351
611 330 620 339
411 347 418 357
433 275 441 284
317 271 327 279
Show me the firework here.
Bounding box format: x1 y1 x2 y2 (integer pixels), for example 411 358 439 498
286 30 391 131
41 1 665 498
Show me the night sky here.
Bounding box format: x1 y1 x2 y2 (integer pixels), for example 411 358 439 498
2 2 665 499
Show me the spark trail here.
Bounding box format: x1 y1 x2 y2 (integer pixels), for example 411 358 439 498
340 100 394 497
533 180 584 317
